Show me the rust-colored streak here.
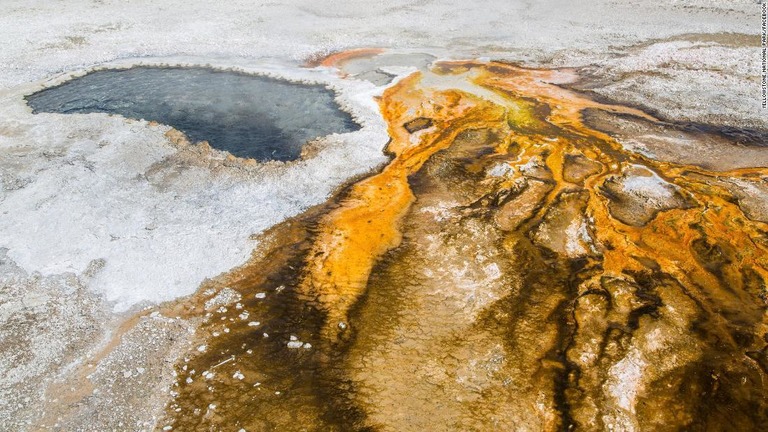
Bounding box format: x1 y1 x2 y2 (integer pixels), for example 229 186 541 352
295 59 768 427
299 72 507 342
163 55 768 431
306 47 386 68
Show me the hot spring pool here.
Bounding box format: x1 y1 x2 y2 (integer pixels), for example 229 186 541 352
26 66 361 161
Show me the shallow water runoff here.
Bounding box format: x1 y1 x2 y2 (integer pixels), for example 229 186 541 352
21 56 768 431
26 66 360 161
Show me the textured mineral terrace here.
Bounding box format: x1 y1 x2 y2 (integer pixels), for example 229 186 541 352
0 0 766 431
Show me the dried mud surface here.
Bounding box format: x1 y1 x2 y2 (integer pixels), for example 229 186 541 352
157 53 768 431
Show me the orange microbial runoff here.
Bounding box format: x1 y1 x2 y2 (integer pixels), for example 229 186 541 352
305 47 386 68
163 54 768 431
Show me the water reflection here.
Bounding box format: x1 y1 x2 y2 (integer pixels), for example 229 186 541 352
26 67 360 161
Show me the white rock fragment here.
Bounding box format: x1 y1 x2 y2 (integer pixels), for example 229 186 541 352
255 292 266 299
564 218 591 258
197 345 207 352
483 263 501 280
204 288 242 312
620 165 677 204
487 162 514 177
238 311 249 320
233 371 245 380
287 335 312 349
203 371 215 380
247 321 260 327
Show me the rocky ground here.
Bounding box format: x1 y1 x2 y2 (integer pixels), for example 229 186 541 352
0 1 765 431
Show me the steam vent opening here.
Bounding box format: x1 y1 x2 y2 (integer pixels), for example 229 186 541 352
25 66 361 161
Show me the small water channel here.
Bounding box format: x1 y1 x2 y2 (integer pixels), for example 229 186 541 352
26 66 361 161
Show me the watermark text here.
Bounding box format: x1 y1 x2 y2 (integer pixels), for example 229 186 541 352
762 0 767 108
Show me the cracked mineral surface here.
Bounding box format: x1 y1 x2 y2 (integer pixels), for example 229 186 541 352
162 57 768 431
1 1 766 431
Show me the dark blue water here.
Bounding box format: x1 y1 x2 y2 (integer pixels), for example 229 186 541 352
25 67 361 161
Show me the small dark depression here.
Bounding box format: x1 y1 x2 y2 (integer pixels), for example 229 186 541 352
25 66 361 161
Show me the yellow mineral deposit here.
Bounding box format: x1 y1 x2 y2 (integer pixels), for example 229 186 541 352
299 71 510 344
163 51 768 431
